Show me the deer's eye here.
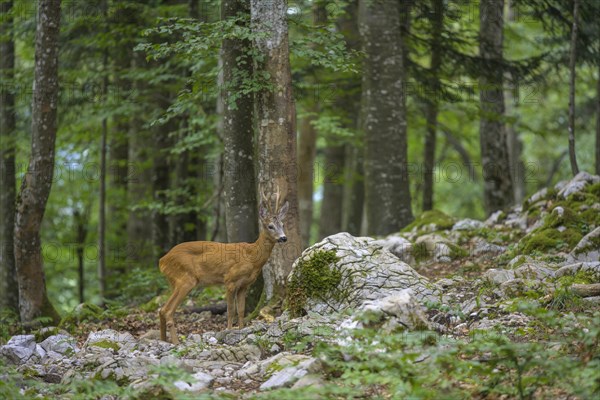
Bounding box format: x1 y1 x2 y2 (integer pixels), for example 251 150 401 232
268 224 275 230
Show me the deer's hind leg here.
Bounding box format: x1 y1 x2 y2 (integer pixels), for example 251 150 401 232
159 279 195 344
226 287 236 329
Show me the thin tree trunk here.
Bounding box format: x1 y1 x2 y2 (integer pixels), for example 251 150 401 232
479 0 514 215
319 145 345 239
152 92 172 259
107 2 134 293
505 0 525 204
596 63 600 176
0 0 19 314
14 0 61 324
127 53 153 269
297 114 317 247
98 0 108 304
342 144 364 235
359 0 413 235
74 209 88 304
422 0 443 212
339 0 363 236
252 0 301 303
568 0 580 176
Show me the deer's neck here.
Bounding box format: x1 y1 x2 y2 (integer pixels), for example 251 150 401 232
253 230 276 267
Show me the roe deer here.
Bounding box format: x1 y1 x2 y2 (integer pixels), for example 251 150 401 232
158 187 289 344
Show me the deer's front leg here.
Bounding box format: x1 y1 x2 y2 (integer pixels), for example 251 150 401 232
236 287 248 329
226 288 236 329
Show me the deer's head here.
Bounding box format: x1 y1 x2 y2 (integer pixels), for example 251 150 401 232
259 186 289 243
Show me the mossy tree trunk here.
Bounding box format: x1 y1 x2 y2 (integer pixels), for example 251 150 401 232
14 0 61 324
479 0 514 215
0 0 19 315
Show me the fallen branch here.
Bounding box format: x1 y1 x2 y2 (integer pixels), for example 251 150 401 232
183 302 227 315
571 283 600 298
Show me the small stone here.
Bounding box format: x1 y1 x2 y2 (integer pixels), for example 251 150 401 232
7 335 36 351
453 218 485 231
0 345 34 364
173 371 214 392
483 269 515 285
270 344 281 353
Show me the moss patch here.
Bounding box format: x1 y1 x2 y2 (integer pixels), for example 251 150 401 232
554 270 597 286
286 250 342 318
516 206 588 255
402 210 455 233
90 339 121 351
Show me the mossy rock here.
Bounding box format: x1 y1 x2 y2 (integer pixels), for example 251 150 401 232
286 250 342 318
89 339 121 351
554 270 597 286
516 206 589 255
402 210 455 233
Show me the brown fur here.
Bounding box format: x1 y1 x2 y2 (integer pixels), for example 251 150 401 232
158 201 288 344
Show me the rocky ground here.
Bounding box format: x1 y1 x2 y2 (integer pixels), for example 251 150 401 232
1 172 599 399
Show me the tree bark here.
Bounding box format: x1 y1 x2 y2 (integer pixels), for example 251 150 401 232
297 114 317 248
479 0 514 215
221 0 262 314
222 0 258 244
596 63 600 176
338 0 363 236
127 53 153 269
14 0 61 324
319 145 345 239
342 144 364 235
107 2 135 293
568 0 580 176
505 0 525 204
252 0 301 303
98 0 108 304
74 209 89 304
0 0 19 314
422 0 443 212
359 0 413 235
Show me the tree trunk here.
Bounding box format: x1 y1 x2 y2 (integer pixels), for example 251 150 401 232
568 0 580 176
221 0 261 314
422 0 443 212
0 0 19 314
479 0 514 215
107 2 134 293
14 0 61 324
319 145 345 239
596 65 600 175
359 0 413 235
151 89 173 259
505 0 525 204
342 144 364 235
252 0 301 303
222 0 258 244
127 53 153 270
74 209 88 304
297 114 317 248
98 0 108 304
338 0 363 236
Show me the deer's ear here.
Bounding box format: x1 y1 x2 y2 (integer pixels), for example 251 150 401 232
259 202 268 220
278 201 289 220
